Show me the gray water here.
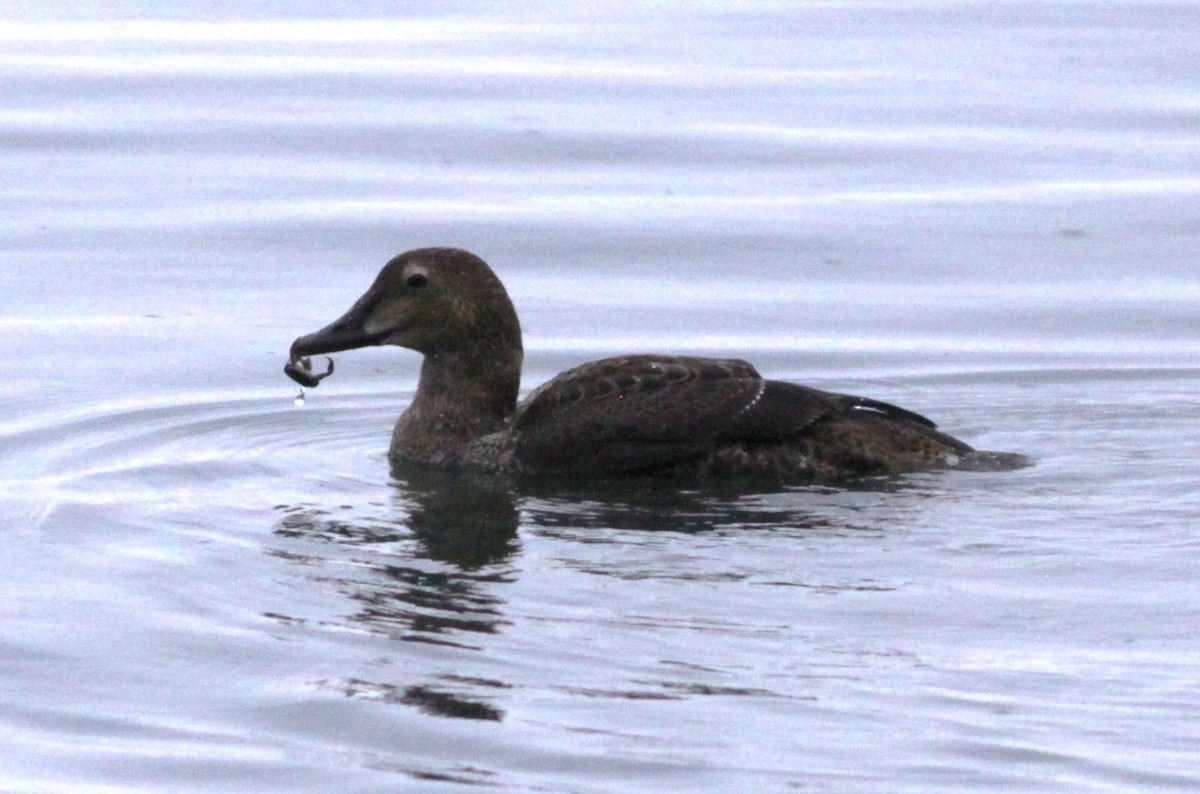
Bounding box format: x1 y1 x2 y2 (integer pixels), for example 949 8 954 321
3 3 1199 792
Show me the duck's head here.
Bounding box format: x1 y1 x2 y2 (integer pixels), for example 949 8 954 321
289 247 523 364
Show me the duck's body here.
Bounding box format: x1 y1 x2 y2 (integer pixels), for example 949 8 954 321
289 247 984 482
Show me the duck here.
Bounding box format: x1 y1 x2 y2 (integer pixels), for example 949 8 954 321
288 247 990 481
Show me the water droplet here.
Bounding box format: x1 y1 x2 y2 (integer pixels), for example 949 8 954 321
294 388 306 407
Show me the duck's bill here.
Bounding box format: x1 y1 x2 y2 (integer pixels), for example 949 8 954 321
289 321 386 360
288 292 388 361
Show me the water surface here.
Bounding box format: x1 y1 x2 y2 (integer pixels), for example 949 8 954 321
3 3 1199 792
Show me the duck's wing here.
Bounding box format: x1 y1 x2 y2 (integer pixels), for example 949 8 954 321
718 376 974 456
511 355 871 473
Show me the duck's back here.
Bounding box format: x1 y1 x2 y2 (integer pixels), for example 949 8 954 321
509 354 972 479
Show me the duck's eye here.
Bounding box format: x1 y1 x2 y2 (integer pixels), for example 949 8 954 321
406 272 428 289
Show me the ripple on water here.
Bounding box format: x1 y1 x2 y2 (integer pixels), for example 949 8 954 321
0 389 399 528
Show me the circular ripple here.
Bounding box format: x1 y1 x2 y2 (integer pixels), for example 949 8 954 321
0 388 403 526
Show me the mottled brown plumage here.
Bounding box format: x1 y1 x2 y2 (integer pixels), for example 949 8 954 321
288 247 1000 481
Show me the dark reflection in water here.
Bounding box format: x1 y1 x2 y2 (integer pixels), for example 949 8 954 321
516 471 934 535
391 464 522 569
521 482 827 534
268 464 955 722
325 677 507 722
270 469 524 721
273 467 521 569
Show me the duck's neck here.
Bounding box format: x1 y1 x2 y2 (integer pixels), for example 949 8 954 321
390 347 522 467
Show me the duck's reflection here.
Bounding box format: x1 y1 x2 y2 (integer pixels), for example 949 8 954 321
515 473 895 535
269 468 934 723
393 464 521 569
270 466 521 721
326 677 506 722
